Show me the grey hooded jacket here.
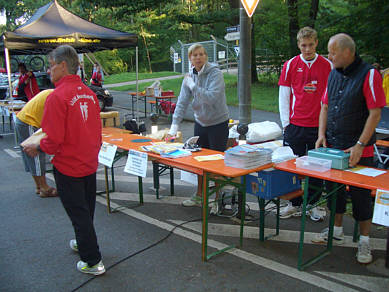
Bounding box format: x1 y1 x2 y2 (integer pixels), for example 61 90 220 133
172 62 229 127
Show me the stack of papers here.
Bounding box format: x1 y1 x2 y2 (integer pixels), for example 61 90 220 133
160 149 192 158
224 144 272 169
140 143 192 159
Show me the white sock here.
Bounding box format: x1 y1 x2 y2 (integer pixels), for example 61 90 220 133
334 226 343 235
359 235 369 244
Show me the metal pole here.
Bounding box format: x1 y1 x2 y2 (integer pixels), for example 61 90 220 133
136 46 139 122
178 40 184 74
213 39 217 63
238 4 252 125
385 228 389 269
226 42 228 73
4 46 13 98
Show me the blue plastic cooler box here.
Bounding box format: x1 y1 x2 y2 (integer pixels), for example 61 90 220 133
245 168 301 200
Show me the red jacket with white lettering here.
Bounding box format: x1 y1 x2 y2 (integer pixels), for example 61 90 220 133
40 75 102 177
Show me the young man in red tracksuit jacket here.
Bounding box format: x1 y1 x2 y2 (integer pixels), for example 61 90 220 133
278 26 333 221
23 45 105 275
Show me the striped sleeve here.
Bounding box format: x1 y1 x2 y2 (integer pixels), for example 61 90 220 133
363 69 386 109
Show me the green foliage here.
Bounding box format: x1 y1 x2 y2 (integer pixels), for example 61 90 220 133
2 0 388 76
0 0 48 30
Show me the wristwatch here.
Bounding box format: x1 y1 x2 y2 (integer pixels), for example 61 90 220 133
356 140 365 147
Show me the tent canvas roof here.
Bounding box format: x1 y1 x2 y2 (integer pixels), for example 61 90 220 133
1 0 137 55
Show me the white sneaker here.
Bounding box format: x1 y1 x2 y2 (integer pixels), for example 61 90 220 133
312 227 344 245
69 239 78 252
279 203 301 219
182 195 201 207
77 260 105 275
309 206 326 222
210 201 219 215
357 241 373 264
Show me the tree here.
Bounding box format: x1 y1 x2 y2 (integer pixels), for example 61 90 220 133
286 0 299 57
0 0 47 30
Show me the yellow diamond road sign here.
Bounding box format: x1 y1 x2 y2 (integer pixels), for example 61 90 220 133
241 0 260 17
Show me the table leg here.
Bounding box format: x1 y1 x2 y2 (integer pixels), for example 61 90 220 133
152 162 160 199
138 176 143 204
258 197 265 241
298 177 310 269
170 167 174 196
144 96 147 118
297 180 342 270
385 228 389 269
131 95 135 119
202 172 209 261
276 198 280 236
240 176 246 247
104 166 111 213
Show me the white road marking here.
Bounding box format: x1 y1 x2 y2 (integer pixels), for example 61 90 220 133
316 271 389 292
95 196 360 292
168 220 387 251
43 181 386 252
96 173 192 187
4 148 20 158
94 191 261 210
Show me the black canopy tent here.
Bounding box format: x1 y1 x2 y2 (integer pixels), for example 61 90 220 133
1 0 138 96
1 0 137 54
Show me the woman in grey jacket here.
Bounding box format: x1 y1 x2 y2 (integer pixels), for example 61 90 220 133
167 43 229 213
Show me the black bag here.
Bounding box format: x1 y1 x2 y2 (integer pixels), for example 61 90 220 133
18 81 26 97
123 119 140 134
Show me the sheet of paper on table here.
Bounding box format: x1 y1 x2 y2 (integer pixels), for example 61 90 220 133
194 154 224 162
346 166 387 177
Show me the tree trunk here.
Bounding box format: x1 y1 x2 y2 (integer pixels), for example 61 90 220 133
308 0 320 28
228 0 240 25
287 0 299 57
140 25 153 73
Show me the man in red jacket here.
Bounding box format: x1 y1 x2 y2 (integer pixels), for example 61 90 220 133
23 45 105 275
18 63 40 101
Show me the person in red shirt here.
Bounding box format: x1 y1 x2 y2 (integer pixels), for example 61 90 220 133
278 27 333 220
18 63 40 101
314 33 386 264
91 65 103 87
23 45 105 275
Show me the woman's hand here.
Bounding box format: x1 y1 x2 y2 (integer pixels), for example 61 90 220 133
165 133 175 142
184 75 195 91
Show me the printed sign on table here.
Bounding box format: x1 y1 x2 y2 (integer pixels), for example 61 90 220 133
372 189 389 227
124 149 148 178
98 142 117 167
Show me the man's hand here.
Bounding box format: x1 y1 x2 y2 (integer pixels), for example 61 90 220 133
23 144 39 157
315 135 327 149
344 144 363 167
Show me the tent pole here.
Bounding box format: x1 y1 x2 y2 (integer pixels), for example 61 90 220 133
136 46 139 123
4 47 13 99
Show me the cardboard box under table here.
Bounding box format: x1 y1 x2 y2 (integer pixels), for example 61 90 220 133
245 168 301 241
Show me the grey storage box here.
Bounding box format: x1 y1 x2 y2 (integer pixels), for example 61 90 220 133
308 147 350 170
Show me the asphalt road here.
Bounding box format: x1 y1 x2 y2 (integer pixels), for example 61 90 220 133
1 92 388 291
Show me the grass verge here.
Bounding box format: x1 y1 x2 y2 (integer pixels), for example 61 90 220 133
104 71 181 85
110 72 279 112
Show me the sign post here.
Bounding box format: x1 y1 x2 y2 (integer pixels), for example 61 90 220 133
238 0 260 125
